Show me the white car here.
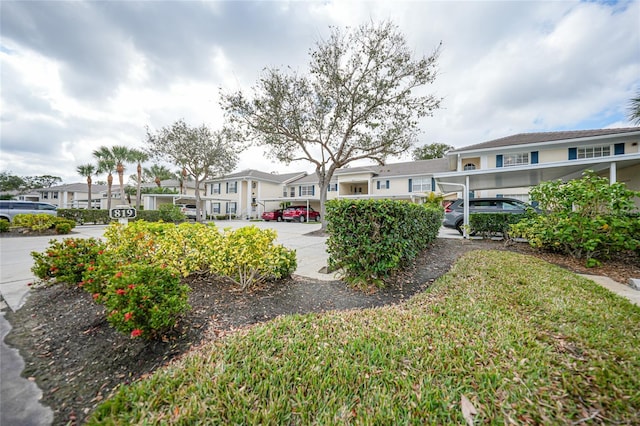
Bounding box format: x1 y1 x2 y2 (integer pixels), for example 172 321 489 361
0 200 58 223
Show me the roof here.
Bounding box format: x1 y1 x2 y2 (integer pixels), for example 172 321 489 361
34 183 109 192
140 179 199 189
335 158 449 178
211 169 307 184
450 127 640 153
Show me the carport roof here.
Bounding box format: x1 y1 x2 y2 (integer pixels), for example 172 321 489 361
434 153 640 192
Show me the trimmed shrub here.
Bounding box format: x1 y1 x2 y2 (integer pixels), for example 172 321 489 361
510 171 640 266
326 199 443 288
31 238 106 286
0 220 9 232
55 221 74 234
99 263 190 339
157 204 186 222
216 226 297 290
469 212 529 239
13 213 58 231
58 209 110 224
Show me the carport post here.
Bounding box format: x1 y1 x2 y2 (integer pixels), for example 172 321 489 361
439 180 470 239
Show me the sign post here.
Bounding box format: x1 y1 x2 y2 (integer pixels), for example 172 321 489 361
109 205 136 225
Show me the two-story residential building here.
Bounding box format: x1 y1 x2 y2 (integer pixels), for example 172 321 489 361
35 183 109 209
204 170 307 219
433 127 640 203
334 158 449 201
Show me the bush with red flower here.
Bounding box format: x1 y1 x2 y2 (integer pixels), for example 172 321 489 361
100 263 190 339
31 238 106 286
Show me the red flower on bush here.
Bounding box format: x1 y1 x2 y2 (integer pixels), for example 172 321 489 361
114 271 123 278
92 293 100 300
130 329 142 338
116 289 126 296
78 281 85 287
128 284 135 289
124 312 133 321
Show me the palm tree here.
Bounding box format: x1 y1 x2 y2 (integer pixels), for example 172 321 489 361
94 149 117 212
144 164 174 188
76 164 95 209
129 149 149 210
110 145 134 205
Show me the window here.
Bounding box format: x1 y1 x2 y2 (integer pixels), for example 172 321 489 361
212 203 221 214
376 180 390 190
226 202 237 214
463 163 476 171
578 145 610 159
300 185 314 196
327 183 338 192
211 183 221 195
411 177 431 192
503 153 528 167
290 187 295 197
227 182 237 194
42 192 48 199
52 192 59 199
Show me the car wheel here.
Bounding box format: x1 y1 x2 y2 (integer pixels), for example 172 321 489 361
455 221 464 235
299 215 306 223
314 215 320 222
277 216 282 222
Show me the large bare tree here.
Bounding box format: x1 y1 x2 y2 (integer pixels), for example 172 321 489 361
221 21 441 228
145 120 239 221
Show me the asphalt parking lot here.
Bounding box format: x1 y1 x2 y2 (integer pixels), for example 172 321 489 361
0 221 461 312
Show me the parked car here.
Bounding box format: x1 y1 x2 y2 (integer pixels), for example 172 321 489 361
0 200 58 223
261 209 283 222
282 206 320 222
443 197 538 235
177 204 197 220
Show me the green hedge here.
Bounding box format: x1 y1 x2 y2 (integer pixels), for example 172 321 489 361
469 212 529 239
326 199 443 288
58 208 185 224
58 209 111 224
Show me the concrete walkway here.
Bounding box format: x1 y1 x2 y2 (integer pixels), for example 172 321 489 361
1 222 638 426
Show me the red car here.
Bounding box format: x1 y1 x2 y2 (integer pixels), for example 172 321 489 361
282 206 320 222
261 209 283 222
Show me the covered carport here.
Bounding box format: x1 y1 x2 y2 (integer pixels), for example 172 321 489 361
260 197 319 222
434 153 640 238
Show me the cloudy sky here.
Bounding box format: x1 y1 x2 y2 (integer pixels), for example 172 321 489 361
1 0 639 184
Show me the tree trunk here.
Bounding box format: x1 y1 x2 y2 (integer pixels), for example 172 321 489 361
136 163 142 210
316 171 330 232
155 177 161 187
87 176 92 210
117 163 127 205
107 173 113 212
194 176 202 222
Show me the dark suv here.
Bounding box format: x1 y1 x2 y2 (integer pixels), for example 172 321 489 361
443 197 537 235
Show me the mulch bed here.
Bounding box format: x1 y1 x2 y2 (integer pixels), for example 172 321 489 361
3 238 639 425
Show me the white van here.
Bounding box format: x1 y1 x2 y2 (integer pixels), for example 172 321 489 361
0 201 58 223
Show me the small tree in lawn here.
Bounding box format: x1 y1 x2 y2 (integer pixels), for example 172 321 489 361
221 21 441 230
145 120 239 222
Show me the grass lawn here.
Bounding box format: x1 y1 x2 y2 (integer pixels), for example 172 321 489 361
88 250 640 424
